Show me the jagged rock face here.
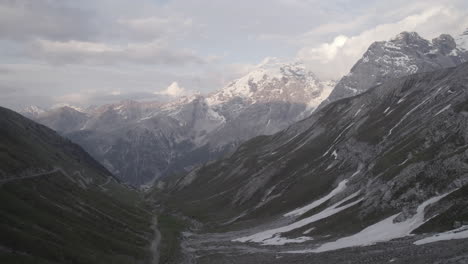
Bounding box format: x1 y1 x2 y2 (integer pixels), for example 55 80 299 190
30 60 334 186
167 63 468 240
322 32 468 107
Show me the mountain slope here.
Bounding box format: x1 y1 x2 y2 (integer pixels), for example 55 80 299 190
0 107 156 264
159 62 468 261
30 60 334 186
321 32 468 108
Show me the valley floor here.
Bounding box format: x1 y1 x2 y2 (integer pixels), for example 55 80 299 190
177 230 468 264
153 211 468 264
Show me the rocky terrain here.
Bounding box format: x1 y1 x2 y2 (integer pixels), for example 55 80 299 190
320 32 468 108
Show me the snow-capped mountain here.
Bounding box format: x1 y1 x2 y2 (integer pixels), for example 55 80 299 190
207 58 333 108
321 32 468 107
30 59 334 185
50 103 86 113
206 59 334 147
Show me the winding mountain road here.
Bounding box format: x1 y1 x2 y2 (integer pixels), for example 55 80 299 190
0 167 60 184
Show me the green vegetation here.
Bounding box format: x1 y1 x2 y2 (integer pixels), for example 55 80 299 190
0 107 156 264
0 172 154 264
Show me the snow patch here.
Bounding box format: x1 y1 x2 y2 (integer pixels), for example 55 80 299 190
284 179 348 217
414 226 468 245
344 85 358 94
331 150 338 160
234 191 362 245
434 104 451 117
353 108 362 117
388 86 446 137
260 235 313 246
287 190 456 253
322 122 355 157
303 227 315 235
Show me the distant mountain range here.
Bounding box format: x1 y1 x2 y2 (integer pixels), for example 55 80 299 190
23 59 335 186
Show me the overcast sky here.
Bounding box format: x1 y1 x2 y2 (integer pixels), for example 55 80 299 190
1 0 467 110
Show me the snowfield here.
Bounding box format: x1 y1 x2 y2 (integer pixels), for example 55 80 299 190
414 226 468 245
234 191 362 245
286 190 456 253
284 179 348 217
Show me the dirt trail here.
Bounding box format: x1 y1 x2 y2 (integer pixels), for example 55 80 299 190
150 216 161 264
0 167 60 184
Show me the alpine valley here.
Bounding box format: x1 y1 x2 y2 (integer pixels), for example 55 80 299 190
3 26 468 264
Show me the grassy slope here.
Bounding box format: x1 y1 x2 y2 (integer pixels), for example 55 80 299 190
0 107 155 264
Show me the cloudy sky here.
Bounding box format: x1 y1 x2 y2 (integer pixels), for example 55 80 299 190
1 0 467 110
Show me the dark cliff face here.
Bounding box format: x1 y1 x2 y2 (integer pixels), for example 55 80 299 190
164 62 468 242
321 32 468 109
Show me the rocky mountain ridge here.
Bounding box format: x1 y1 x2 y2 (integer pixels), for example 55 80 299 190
321 31 468 107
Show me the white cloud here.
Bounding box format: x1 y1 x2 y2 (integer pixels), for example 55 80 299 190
0 63 224 110
1 0 468 109
157 81 187 97
299 35 348 64
298 5 468 79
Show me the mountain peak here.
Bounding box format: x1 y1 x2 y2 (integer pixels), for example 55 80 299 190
211 60 321 101
53 106 83 114
391 31 426 44
322 31 468 107
50 103 85 113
